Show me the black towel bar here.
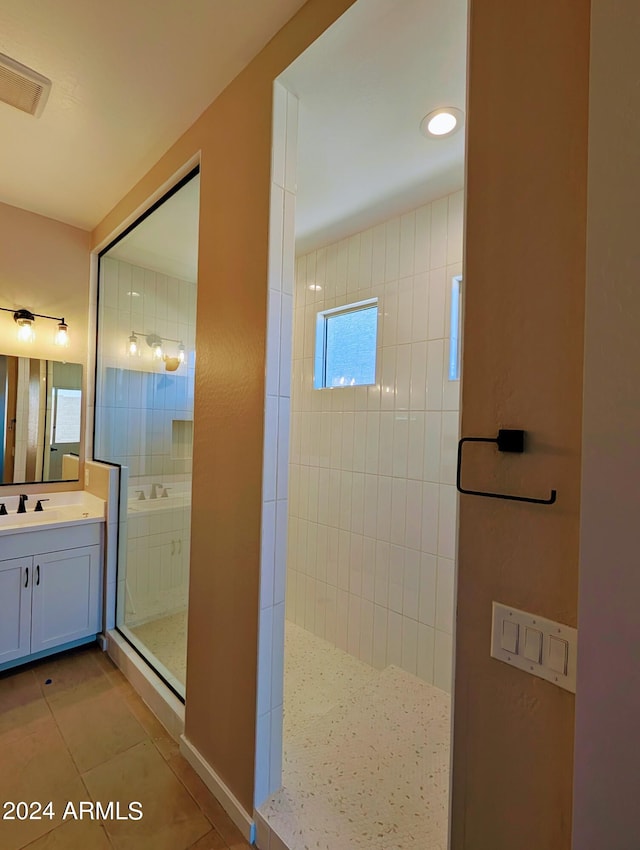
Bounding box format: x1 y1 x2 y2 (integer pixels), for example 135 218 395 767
456 429 557 505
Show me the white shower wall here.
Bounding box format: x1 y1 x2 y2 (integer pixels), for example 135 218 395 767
286 190 463 692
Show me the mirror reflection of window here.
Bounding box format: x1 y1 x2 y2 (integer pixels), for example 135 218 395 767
0 354 82 485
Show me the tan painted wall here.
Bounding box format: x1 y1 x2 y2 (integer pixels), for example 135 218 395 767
92 0 356 812
573 1 640 847
0 201 91 495
451 2 589 848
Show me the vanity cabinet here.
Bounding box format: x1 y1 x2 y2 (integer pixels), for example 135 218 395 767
0 524 102 668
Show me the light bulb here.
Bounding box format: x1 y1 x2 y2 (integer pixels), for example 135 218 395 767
16 319 34 342
178 343 185 364
55 321 69 346
128 333 138 356
427 112 457 135
420 107 463 139
152 343 163 360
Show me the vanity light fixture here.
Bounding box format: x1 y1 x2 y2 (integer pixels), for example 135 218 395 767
420 107 464 138
127 330 187 371
0 306 71 346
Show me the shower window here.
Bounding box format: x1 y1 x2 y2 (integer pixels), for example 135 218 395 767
314 298 378 389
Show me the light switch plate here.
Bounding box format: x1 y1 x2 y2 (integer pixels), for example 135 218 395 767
491 602 577 693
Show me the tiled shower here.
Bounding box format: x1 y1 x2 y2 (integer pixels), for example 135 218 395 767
286 189 463 691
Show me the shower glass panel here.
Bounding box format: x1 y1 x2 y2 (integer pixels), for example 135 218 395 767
94 170 199 699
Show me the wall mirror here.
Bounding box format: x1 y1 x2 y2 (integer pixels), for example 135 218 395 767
0 355 82 485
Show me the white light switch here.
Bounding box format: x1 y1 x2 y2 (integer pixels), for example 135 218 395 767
501 619 519 654
548 636 568 674
523 628 543 663
490 602 578 693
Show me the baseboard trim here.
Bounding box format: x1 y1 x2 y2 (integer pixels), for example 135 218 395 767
106 629 184 741
179 734 255 843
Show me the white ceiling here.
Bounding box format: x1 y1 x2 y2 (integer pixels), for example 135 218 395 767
108 174 200 281
281 0 467 252
0 0 308 230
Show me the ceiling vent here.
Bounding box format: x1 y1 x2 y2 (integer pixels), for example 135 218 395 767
0 52 51 118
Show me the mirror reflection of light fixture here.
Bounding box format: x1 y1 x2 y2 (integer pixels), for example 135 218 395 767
127 330 187 371
1 306 71 346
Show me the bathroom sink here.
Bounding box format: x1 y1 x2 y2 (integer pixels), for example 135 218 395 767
0 503 104 536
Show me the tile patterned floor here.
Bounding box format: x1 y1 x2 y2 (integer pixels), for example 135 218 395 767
259 622 451 850
129 609 188 690
0 645 250 850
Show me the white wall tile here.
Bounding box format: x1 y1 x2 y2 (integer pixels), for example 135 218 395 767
254 712 271 811
257 606 273 716
392 412 409 478
399 211 416 279
397 283 413 346
387 610 403 666
362 536 376 602
260 501 276 609
374 540 390 607
388 544 404 614
411 273 429 342
286 191 462 692
407 412 425 480
421 483 439 555
426 340 444 410
359 598 374 665
395 344 411 409
390 478 407 545
435 557 455 634
401 616 418 675
378 412 394 476
347 592 361 657
447 190 464 265
402 548 420 620
359 228 373 291
405 479 423 552
385 218 400 282
271 601 286 709
434 630 453 692
283 193 296 296
336 589 349 651
410 341 428 410
414 205 431 273
269 184 284 291
417 624 435 683
438 484 458 560
269 702 284 793
372 604 388 669
430 196 448 269
440 411 459 485
284 91 299 194
418 553 437 627
427 268 447 340
347 234 361 295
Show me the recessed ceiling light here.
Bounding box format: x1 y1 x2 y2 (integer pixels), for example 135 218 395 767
420 107 464 138
126 290 141 297
308 284 322 291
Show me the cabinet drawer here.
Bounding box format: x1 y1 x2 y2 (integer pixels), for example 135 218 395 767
0 521 103 560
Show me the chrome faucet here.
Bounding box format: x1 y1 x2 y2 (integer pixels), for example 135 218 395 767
150 483 164 500
17 494 28 513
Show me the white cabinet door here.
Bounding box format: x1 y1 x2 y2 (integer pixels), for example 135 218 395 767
0 558 32 664
30 545 101 652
